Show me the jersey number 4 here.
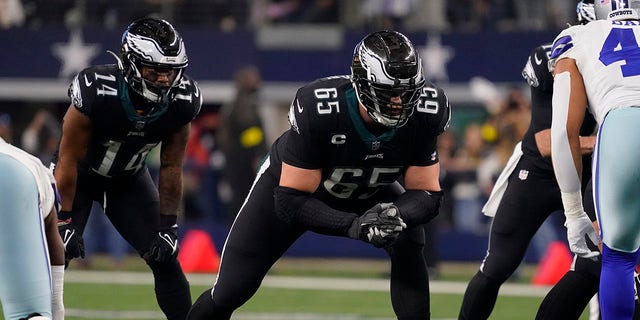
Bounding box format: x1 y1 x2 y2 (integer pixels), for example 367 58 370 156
600 28 640 77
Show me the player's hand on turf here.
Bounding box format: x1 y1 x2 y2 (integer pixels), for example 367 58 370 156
349 203 407 248
57 213 85 266
144 224 179 263
565 212 600 259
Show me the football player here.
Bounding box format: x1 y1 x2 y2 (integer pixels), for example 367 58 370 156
52 17 201 320
0 137 65 320
187 30 450 319
550 0 640 318
458 2 601 319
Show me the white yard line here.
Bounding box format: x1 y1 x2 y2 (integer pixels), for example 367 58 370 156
65 270 552 297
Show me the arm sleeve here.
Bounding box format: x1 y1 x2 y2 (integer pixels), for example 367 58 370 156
551 72 582 194
274 186 358 237
51 265 65 320
551 71 584 217
394 189 443 227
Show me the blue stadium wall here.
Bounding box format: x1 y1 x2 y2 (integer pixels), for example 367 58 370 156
1 27 557 83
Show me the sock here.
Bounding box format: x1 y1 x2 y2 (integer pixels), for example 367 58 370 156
600 244 640 320
149 259 192 320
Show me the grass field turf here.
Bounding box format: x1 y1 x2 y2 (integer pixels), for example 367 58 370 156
0 256 590 320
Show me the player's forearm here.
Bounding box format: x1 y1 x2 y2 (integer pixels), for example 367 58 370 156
158 166 183 217
53 160 78 212
274 186 358 237
579 135 596 155
536 129 594 157
394 189 443 227
551 71 584 194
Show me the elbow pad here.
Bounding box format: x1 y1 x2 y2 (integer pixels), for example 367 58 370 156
394 190 443 227
274 186 358 236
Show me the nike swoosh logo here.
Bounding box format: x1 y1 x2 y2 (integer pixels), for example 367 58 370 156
62 229 75 247
295 99 303 113
159 232 178 254
534 53 543 65
84 74 93 87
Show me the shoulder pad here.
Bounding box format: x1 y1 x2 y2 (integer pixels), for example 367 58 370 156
287 76 351 136
549 25 583 72
170 75 203 120
522 43 555 93
417 83 451 135
68 65 120 115
522 43 553 90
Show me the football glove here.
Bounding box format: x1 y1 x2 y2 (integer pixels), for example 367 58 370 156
57 212 85 266
564 212 600 259
144 222 179 263
635 268 640 302
349 203 407 248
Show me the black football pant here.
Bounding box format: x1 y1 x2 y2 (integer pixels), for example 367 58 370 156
460 156 585 319
188 167 430 319
69 167 192 320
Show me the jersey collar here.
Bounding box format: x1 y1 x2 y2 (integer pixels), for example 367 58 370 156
346 87 396 150
118 75 168 126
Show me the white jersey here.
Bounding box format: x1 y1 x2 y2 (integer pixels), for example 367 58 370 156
0 138 57 218
549 19 640 124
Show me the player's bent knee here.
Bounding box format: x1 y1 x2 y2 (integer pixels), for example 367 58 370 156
188 288 234 320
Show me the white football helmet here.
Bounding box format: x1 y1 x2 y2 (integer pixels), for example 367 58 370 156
595 0 640 21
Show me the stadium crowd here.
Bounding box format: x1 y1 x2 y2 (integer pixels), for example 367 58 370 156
1 0 576 32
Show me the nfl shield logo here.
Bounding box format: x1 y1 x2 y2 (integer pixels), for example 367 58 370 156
518 169 529 180
371 141 381 151
135 121 146 130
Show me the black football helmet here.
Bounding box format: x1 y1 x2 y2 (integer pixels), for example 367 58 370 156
119 17 188 103
351 30 425 128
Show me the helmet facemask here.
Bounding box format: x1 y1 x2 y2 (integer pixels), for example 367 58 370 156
119 18 188 104
576 1 596 24
351 31 425 128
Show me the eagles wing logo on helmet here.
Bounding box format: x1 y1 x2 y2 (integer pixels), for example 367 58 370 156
350 30 425 128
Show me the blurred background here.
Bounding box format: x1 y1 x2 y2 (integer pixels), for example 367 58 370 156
0 0 574 275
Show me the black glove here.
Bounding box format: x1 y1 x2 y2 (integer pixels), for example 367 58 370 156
348 203 407 248
57 211 85 266
143 215 179 263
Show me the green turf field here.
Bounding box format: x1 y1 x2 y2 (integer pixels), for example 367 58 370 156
0 256 591 320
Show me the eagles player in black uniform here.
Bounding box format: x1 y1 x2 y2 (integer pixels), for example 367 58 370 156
53 18 201 320
458 2 603 319
187 30 450 320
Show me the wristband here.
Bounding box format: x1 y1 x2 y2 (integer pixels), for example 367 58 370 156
57 210 73 223
159 214 178 229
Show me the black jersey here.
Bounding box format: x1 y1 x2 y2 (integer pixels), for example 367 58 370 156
65 64 202 177
521 43 596 173
270 76 450 207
